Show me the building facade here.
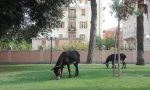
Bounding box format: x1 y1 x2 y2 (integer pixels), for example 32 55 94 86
103 27 123 48
122 0 150 50
52 0 103 43
32 0 104 50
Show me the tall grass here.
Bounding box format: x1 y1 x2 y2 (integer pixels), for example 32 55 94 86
0 64 150 90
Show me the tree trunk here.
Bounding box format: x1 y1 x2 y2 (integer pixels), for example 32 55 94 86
136 14 145 65
87 0 97 64
136 0 145 65
117 19 121 76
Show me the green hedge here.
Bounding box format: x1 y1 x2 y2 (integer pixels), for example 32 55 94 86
0 39 32 51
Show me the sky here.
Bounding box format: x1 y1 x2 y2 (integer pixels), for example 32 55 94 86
102 0 118 30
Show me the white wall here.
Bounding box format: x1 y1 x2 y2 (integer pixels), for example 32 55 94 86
52 0 103 42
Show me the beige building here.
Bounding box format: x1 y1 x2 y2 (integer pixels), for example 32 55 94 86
122 1 150 50
32 0 104 50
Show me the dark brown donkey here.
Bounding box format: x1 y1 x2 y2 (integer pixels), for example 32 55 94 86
51 50 80 80
104 53 127 69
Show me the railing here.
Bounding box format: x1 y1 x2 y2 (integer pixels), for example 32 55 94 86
68 27 76 32
68 16 76 18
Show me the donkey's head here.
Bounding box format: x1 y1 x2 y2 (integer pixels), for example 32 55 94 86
51 66 62 80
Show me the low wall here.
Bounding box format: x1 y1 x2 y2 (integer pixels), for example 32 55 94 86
0 50 150 64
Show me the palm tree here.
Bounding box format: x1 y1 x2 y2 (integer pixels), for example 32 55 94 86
112 0 148 65
135 0 148 65
123 0 148 65
87 0 97 64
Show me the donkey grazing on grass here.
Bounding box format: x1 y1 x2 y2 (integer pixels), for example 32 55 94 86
51 50 80 80
104 53 127 69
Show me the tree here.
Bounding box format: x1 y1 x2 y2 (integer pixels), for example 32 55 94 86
122 0 148 65
96 36 103 50
111 0 123 77
135 0 147 65
0 0 67 39
111 0 148 65
104 37 115 50
87 0 97 64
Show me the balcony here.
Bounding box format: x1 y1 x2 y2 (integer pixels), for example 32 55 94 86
68 27 76 32
68 32 76 39
68 27 76 39
68 15 76 19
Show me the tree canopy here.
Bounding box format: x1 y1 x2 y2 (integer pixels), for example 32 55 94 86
0 0 67 39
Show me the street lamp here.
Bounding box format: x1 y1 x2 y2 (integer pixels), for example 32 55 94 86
50 36 53 64
145 34 150 41
46 33 56 64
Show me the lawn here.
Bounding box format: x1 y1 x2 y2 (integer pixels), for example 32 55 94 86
0 64 150 90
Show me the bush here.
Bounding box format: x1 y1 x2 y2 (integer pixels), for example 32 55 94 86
0 39 10 50
0 39 32 51
62 42 88 51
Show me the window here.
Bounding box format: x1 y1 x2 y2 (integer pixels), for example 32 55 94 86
81 9 85 16
80 34 85 40
69 9 76 18
80 21 87 29
70 21 74 28
69 20 75 31
69 33 76 38
59 21 65 28
59 34 63 38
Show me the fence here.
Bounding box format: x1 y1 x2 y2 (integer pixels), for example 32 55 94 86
0 50 150 64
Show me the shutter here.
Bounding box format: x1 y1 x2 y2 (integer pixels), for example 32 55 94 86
86 21 87 28
74 20 76 30
68 20 70 30
80 21 81 29
79 0 81 3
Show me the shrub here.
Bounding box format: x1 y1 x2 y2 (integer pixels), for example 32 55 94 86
62 42 88 51
0 39 32 51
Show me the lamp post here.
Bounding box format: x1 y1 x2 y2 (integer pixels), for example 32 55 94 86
49 34 56 64
46 32 55 64
145 34 150 41
50 36 53 64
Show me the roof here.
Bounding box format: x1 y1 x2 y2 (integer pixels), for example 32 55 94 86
103 27 118 32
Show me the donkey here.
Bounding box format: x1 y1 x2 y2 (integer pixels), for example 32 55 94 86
51 50 80 80
104 53 126 69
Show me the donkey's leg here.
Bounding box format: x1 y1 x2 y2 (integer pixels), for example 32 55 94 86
121 60 124 69
112 61 116 69
67 64 71 78
106 63 109 68
123 61 126 69
60 67 63 77
74 63 79 77
121 59 125 69
112 64 116 68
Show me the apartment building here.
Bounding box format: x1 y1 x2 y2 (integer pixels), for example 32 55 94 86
122 1 150 50
103 27 123 48
32 0 104 50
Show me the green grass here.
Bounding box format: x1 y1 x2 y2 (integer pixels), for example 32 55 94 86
0 64 150 90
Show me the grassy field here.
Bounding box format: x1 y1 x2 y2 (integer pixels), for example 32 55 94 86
0 64 150 90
